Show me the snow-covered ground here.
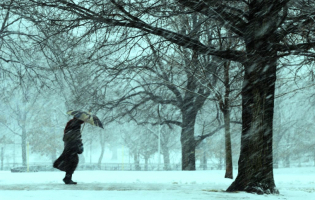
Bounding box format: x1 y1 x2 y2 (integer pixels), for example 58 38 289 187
0 167 314 200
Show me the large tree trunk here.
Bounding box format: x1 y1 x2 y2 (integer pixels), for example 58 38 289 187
181 109 197 170
226 2 280 191
227 53 278 194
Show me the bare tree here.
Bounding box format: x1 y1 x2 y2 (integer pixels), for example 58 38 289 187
29 111 64 163
101 35 228 171
0 0 20 64
205 27 243 179
1 83 44 166
4 0 315 194
122 125 158 171
138 107 181 171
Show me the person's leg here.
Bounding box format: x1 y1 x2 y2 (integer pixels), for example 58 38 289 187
63 172 77 184
53 152 65 171
63 152 79 184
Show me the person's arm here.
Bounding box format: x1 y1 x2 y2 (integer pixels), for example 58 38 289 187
77 131 84 154
77 140 84 154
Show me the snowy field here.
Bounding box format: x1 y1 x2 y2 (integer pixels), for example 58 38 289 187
0 167 315 200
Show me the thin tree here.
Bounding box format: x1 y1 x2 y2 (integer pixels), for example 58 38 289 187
1 84 43 166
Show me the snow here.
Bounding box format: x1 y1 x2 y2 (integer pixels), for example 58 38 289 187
0 167 314 200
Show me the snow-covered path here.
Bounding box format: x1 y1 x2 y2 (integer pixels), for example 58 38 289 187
0 168 314 200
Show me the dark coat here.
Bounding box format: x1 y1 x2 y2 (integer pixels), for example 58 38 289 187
53 118 84 174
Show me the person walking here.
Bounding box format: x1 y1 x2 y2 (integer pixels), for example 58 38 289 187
53 117 84 184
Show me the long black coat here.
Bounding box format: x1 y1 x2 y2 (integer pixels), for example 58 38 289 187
53 119 84 174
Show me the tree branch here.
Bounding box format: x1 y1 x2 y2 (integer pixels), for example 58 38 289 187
177 0 247 37
28 0 246 63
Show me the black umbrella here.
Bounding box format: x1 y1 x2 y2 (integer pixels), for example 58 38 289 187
67 110 104 129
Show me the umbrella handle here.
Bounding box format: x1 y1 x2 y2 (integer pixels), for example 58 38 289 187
81 123 86 134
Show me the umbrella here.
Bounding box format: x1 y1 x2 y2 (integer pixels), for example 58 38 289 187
67 110 104 129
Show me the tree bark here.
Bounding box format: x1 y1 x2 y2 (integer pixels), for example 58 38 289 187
223 61 233 179
224 109 233 179
227 53 278 194
181 108 197 171
226 1 281 191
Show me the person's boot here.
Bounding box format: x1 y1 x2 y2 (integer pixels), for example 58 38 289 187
63 173 77 184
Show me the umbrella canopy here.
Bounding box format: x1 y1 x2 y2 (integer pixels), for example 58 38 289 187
67 110 104 129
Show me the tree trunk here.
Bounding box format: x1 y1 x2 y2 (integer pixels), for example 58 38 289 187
22 127 27 167
144 156 149 171
224 109 233 178
134 153 140 171
226 54 278 194
98 142 105 169
284 153 290 168
181 109 197 171
223 61 233 179
162 145 171 170
98 133 106 168
203 151 207 170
